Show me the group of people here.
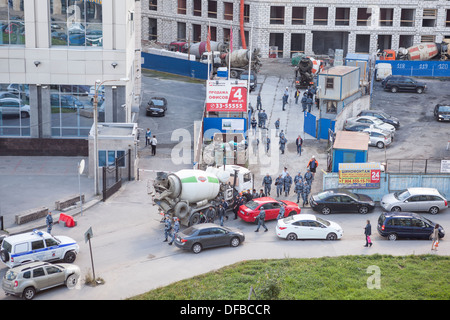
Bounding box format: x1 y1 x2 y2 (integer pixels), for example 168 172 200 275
145 128 158 156
296 86 317 113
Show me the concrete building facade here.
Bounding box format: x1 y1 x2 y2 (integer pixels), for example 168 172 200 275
141 0 450 58
0 0 141 155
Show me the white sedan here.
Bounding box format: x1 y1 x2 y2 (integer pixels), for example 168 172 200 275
276 214 343 241
344 116 396 137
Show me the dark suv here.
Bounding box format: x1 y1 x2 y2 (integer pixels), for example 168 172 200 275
377 212 445 241
383 76 427 94
434 104 450 122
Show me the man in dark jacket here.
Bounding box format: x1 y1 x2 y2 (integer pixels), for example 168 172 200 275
364 220 372 247
255 206 268 232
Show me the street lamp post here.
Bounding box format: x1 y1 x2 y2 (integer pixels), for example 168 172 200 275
93 78 129 195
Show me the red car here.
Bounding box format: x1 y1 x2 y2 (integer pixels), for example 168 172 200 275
238 197 301 223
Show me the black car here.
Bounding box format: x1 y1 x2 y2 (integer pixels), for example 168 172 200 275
383 76 427 94
174 223 245 254
239 71 257 92
310 189 375 215
434 104 450 122
357 110 400 129
146 97 167 117
377 212 445 241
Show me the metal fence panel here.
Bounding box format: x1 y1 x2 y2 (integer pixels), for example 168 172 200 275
375 60 450 77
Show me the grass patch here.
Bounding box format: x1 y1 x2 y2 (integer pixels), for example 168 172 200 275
130 255 450 300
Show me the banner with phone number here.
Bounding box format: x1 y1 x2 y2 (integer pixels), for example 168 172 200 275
206 80 248 112
338 163 381 189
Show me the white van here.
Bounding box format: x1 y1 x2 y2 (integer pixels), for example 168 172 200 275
376 63 392 81
0 230 79 268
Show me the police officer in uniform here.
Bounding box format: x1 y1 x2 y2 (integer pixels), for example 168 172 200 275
294 172 303 185
275 174 284 197
294 180 304 204
255 206 268 232
163 214 172 242
262 173 272 196
168 217 180 245
283 173 293 196
302 180 311 207
279 135 287 154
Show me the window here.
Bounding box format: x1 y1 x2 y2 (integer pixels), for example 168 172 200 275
379 8 394 27
243 4 250 23
177 0 187 15
50 85 94 138
50 0 103 47
292 7 306 25
357 8 372 26
46 266 62 275
0 0 25 45
149 0 157 11
45 238 59 247
224 2 233 21
422 9 437 27
98 150 125 168
23 271 31 279
193 0 202 17
33 268 45 278
400 9 415 27
270 6 285 25
14 243 28 254
335 8 350 26
326 101 337 114
149 18 157 41
208 1 217 19
31 240 45 251
177 22 186 42
314 8 328 26
326 78 334 89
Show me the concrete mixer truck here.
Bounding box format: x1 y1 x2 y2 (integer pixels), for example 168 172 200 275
294 57 323 89
152 165 253 226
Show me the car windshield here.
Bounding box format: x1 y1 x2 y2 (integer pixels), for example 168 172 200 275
245 200 260 210
394 190 410 201
377 111 390 118
240 74 255 81
316 191 333 200
151 99 164 106
316 216 330 226
437 105 450 113
372 118 384 125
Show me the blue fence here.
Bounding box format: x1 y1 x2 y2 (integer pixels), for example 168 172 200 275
141 52 209 80
375 60 450 77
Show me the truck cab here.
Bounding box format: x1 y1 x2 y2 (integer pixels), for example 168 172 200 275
379 50 396 60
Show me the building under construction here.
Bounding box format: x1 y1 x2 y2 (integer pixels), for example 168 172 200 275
142 0 450 58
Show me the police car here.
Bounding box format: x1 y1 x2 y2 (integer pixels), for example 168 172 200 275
0 230 79 268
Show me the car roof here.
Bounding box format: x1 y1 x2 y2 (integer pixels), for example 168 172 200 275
406 187 441 195
10 261 51 272
3 230 51 244
289 214 318 222
321 188 357 196
362 127 388 134
189 223 224 230
251 197 277 203
382 212 420 219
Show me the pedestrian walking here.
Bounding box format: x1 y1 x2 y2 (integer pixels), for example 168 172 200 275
277 205 285 220
307 156 318 179
251 137 258 156
150 135 157 156
275 118 280 137
256 93 262 110
266 136 271 154
284 173 292 196
251 117 257 135
46 212 53 234
294 172 303 184
255 206 268 232
282 87 289 111
261 110 267 128
301 93 308 112
145 128 151 146
275 174 283 197
232 195 241 220
294 88 301 104
168 217 180 245
262 173 272 196
163 215 172 242
257 110 262 128
281 167 289 178
294 180 304 203
304 168 313 186
295 135 303 156
364 220 372 247
302 180 310 207
306 95 313 113
431 224 440 251
279 135 287 154
217 203 226 226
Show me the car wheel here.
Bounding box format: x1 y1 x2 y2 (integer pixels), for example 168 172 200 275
326 233 337 241
192 243 202 254
230 237 240 247
376 141 385 149
66 274 79 289
391 206 401 212
416 87 424 94
388 233 398 241
287 233 297 241
358 206 369 214
321 206 331 215
429 206 440 215
22 287 36 300
63 251 76 263
390 86 398 93
189 212 200 226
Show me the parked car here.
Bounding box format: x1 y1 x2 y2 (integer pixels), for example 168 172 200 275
310 189 375 215
357 110 400 129
146 97 167 117
0 91 20 100
377 212 445 241
380 187 448 214
344 124 373 132
50 94 84 109
174 223 245 254
362 127 393 149
276 214 343 241
434 104 450 122
7 83 29 99
344 116 396 137
239 71 257 92
0 230 79 268
0 98 30 118
2 261 81 300
381 75 402 88
383 76 427 94
238 197 301 222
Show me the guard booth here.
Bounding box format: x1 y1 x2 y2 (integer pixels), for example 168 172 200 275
331 131 369 172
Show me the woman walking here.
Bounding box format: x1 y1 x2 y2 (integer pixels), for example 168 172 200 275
431 224 440 251
364 220 372 247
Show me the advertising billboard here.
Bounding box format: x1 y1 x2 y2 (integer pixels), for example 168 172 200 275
206 80 248 112
338 163 381 189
